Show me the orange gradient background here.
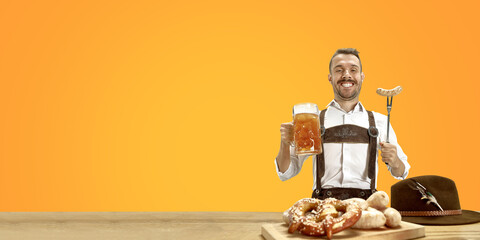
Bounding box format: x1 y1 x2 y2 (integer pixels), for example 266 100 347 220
1 1 479 212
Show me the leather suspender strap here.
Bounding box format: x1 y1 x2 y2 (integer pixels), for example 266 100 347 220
314 109 378 195
323 125 370 143
314 109 327 193
367 110 378 191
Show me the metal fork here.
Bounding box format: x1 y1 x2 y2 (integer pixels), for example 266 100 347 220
386 96 393 143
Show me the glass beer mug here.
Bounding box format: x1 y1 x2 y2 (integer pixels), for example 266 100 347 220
293 103 322 155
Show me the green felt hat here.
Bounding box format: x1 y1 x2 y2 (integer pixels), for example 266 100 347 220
391 175 480 225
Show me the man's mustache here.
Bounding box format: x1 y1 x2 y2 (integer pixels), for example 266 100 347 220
338 80 357 84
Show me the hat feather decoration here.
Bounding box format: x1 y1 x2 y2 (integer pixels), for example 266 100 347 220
410 180 444 211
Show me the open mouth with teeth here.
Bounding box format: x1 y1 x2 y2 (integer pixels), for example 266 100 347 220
340 81 355 88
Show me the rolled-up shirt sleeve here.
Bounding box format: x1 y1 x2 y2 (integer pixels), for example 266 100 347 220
388 144 410 180
381 122 410 180
275 145 310 181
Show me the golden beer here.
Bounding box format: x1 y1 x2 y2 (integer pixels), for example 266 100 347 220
293 103 322 155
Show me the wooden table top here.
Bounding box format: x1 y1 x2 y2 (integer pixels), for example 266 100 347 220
0 212 478 240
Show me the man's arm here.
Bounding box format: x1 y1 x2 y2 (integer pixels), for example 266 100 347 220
380 142 406 178
276 122 293 173
276 141 291 173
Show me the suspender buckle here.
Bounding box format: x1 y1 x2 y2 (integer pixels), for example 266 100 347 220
368 126 379 137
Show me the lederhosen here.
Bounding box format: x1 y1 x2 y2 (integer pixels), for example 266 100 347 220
311 109 379 200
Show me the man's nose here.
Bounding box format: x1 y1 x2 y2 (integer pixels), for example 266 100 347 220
342 70 352 79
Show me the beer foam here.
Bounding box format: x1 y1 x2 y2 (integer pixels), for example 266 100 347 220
293 103 319 115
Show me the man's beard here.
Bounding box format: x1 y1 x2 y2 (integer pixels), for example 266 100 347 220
335 80 362 101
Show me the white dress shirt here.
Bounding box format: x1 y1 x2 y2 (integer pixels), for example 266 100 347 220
276 100 410 190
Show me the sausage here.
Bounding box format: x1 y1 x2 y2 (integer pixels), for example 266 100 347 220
344 198 368 210
366 191 389 211
383 207 402 228
376 86 403 97
350 191 401 229
351 207 386 229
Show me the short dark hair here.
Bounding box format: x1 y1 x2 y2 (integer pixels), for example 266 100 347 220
329 48 362 73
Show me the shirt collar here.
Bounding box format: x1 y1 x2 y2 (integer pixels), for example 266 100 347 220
327 100 364 113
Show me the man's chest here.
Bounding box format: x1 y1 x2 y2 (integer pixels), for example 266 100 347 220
323 110 371 129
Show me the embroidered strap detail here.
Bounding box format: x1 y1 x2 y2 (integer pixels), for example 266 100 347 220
399 209 462 217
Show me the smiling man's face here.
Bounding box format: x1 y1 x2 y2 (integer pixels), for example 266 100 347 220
328 53 365 102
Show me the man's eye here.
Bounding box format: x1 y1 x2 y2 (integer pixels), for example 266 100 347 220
335 69 342 72
351 69 357 72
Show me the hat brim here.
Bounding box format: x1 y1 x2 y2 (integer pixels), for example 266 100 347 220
401 210 480 225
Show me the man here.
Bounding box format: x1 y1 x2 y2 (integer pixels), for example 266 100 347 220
275 48 410 200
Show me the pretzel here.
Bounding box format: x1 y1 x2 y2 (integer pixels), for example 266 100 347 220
376 86 403 97
283 198 322 232
285 198 362 239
